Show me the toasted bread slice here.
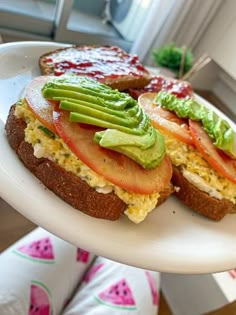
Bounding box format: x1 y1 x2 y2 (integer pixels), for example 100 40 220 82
38 45 151 91
172 167 236 221
5 105 173 221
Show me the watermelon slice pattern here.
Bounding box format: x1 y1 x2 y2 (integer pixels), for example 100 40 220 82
14 237 55 264
29 280 52 315
145 271 159 306
77 248 89 263
95 278 136 310
82 262 104 283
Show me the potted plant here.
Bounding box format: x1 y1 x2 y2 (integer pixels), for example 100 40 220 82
152 43 193 79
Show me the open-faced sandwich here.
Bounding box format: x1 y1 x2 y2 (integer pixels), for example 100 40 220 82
5 75 173 223
139 91 236 220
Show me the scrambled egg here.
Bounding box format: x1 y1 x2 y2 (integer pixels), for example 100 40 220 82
163 132 236 204
15 103 159 223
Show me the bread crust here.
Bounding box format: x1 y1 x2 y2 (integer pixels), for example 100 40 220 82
38 46 151 91
5 105 172 221
172 167 236 221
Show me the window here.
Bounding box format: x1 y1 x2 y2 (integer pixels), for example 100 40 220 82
0 0 184 59
0 0 57 37
54 0 131 51
0 0 131 50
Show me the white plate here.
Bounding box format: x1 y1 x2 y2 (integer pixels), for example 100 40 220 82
0 41 236 274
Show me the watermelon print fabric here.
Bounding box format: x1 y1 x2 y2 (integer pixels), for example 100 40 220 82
82 262 104 283
76 248 89 263
29 280 52 315
0 227 160 315
95 278 136 310
145 271 159 305
0 228 95 315
13 237 55 264
63 257 160 315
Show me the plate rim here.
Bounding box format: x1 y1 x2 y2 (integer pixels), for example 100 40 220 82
0 40 236 274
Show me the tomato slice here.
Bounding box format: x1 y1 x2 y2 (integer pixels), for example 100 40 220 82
138 93 193 145
53 108 172 194
24 76 58 134
189 120 236 184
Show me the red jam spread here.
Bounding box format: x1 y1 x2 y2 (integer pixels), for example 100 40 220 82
44 46 149 81
129 75 193 99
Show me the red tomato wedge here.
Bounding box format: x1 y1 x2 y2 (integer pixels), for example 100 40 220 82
53 109 172 194
24 76 58 134
138 93 193 145
189 120 236 184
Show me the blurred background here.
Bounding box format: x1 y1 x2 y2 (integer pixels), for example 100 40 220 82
0 0 235 121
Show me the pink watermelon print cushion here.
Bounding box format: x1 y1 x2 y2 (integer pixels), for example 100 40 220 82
95 278 136 310
29 280 52 315
82 262 104 283
13 237 55 264
77 248 89 263
145 271 159 306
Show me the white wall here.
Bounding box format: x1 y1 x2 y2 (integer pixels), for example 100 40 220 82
191 0 236 118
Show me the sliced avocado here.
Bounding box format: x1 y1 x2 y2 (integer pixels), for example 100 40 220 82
69 112 146 135
58 99 128 118
155 91 236 158
94 126 156 150
155 91 207 120
95 129 165 169
42 76 135 109
59 100 143 129
42 75 166 168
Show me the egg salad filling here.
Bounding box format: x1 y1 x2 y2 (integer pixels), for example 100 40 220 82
163 132 236 204
15 102 159 223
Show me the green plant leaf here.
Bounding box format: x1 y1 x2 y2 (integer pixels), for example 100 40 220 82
152 43 193 75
